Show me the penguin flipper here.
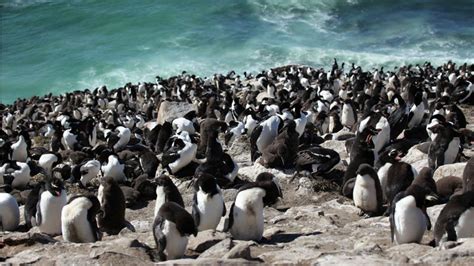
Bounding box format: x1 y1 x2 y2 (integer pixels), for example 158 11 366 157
153 216 167 261
250 126 263 162
445 218 458 242
222 200 227 217
424 209 432 230
225 202 235 232
191 194 200 228
35 199 42 226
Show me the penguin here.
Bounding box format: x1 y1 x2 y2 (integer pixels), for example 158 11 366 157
462 156 474 192
61 194 102 243
0 160 31 189
192 173 226 231
62 128 78 150
112 126 131 151
294 146 340 177
384 161 418 212
77 159 101 187
97 176 132 235
172 111 197 134
341 98 357 129
390 184 431 245
224 121 245 147
432 191 474 246
353 164 383 216
0 191 20 231
341 126 378 197
227 172 283 241
38 153 61 177
406 91 425 129
436 176 463 201
161 131 198 176
250 115 283 162
155 121 173 154
10 135 28 162
138 150 160 178
154 174 184 218
153 201 197 261
411 167 438 200
261 120 299 168
195 130 239 186
24 177 67 235
428 123 461 170
101 154 126 183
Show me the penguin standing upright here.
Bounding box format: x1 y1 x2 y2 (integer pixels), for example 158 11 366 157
97 176 132 235
154 175 184 218
390 184 431 244
341 99 357 130
61 194 101 243
24 177 67 235
353 164 383 216
407 91 425 129
432 191 474 246
0 191 20 231
153 201 197 261
227 172 282 241
192 173 226 231
428 123 461 170
342 126 378 197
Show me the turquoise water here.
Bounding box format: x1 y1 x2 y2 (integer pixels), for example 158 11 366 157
1 0 473 103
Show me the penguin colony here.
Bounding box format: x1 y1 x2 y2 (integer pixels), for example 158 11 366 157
0 60 473 261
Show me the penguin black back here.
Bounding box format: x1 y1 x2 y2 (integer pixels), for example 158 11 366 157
97 176 128 235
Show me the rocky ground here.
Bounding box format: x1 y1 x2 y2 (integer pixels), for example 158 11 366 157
1 106 473 265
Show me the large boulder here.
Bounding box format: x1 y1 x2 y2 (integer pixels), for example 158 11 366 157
156 101 196 125
433 162 467 182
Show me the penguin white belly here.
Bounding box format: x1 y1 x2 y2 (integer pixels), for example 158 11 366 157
80 161 100 186
256 126 276 153
162 220 188 260
169 143 197 174
0 193 20 231
377 163 391 201
38 190 67 235
154 186 166 218
341 105 355 128
11 142 27 162
407 105 425 129
444 137 460 165
10 162 30 189
103 162 125 183
63 130 77 150
98 184 105 206
230 188 265 241
353 174 378 212
61 197 95 243
196 190 224 231
394 196 427 244
245 116 258 136
455 207 474 239
374 119 390 154
295 116 307 137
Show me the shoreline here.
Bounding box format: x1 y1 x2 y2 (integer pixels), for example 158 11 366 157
1 60 474 264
